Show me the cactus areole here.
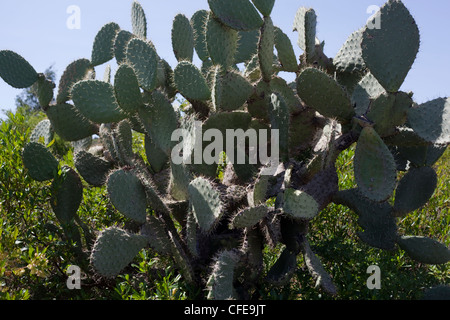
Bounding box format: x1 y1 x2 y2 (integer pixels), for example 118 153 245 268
1 0 448 299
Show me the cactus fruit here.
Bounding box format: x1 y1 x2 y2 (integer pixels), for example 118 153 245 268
2 0 448 299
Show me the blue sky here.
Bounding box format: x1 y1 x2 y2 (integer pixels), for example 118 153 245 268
1 0 449 118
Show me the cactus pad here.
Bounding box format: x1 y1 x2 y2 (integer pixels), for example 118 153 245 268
90 227 148 277
292 7 316 59
172 14 195 62
114 30 135 64
191 10 210 62
366 92 411 137
208 0 263 31
212 68 254 111
333 28 365 74
138 90 179 155
282 188 319 220
393 166 438 216
50 166 83 225
131 1 147 39
258 16 275 82
397 236 450 265
188 177 223 233
126 38 159 92
22 142 59 182
361 0 420 92
45 103 97 142
274 27 298 73
107 169 148 224
74 150 112 187
297 67 354 123
407 97 450 145
207 249 241 300
0 50 39 89
174 61 211 101
333 188 397 250
91 22 121 67
114 64 144 113
30 119 54 146
206 14 239 71
354 127 397 202
72 80 126 124
231 204 269 229
251 0 275 17
56 58 93 104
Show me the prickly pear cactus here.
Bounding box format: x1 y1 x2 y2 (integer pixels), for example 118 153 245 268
1 0 448 299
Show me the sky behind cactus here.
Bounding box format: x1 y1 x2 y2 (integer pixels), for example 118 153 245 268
1 0 449 118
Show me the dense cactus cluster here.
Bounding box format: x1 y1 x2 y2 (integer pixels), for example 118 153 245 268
1 0 449 299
